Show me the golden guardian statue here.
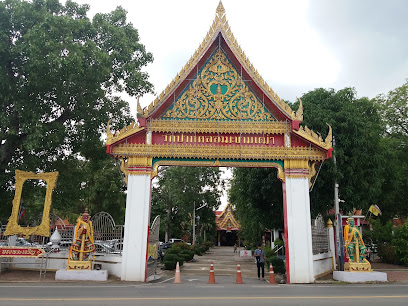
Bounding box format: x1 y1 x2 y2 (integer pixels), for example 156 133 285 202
344 217 371 272
67 207 95 270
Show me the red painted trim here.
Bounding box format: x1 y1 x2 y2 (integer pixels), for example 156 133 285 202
144 179 153 282
105 144 111 154
144 225 150 282
282 181 290 284
291 120 301 131
328 148 333 159
138 117 146 127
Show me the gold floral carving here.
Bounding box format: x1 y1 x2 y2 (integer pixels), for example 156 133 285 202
284 159 309 178
149 119 288 135
106 121 145 145
308 161 317 189
126 156 153 176
4 170 59 237
151 159 285 182
140 1 300 122
163 49 274 121
128 156 153 168
112 143 326 162
284 159 309 170
119 158 129 185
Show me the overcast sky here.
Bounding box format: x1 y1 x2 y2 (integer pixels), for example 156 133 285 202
73 0 407 209
74 0 408 115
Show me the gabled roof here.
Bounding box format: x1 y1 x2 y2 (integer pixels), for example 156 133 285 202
216 203 239 230
106 1 332 156
137 1 302 123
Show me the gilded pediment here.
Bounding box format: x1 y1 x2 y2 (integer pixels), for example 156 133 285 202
163 49 274 121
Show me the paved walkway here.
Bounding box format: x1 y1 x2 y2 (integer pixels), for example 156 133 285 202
180 246 283 282
371 261 408 282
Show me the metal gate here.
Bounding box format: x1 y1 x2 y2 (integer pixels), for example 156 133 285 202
311 214 329 255
146 216 160 278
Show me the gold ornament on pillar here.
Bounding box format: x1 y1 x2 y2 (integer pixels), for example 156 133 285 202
284 159 309 179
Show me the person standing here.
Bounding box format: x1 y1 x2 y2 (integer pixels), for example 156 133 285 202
254 243 265 280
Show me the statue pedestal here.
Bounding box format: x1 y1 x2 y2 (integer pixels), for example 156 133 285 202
55 269 108 281
333 271 387 283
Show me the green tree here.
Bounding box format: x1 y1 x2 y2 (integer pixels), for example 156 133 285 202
229 167 283 244
151 166 223 242
228 87 385 237
376 80 408 139
373 80 408 219
295 88 385 216
0 0 153 221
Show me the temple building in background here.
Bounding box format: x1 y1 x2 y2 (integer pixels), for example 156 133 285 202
215 203 240 246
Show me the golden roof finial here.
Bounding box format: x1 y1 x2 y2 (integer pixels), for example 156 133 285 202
325 123 332 147
216 1 226 17
136 96 143 118
296 97 303 121
106 119 113 145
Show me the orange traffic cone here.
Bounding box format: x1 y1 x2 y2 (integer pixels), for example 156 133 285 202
173 261 182 284
269 263 276 284
235 263 244 284
208 262 216 284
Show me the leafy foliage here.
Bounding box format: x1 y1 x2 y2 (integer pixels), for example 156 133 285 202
229 167 283 244
373 80 408 219
369 219 408 265
0 0 153 221
294 88 384 216
151 166 223 242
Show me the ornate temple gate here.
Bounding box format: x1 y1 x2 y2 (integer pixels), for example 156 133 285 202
106 2 332 283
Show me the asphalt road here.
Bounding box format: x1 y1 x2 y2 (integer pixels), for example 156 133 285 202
0 282 408 306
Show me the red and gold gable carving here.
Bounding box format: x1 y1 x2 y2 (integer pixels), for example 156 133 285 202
105 2 332 166
216 203 240 230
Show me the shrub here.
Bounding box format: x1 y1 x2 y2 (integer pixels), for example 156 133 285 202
173 242 192 251
180 250 194 262
392 222 408 266
267 256 285 274
163 253 184 270
193 244 203 255
164 260 176 270
377 243 398 264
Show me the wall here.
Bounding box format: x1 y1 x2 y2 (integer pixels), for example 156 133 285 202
6 251 123 278
313 252 334 278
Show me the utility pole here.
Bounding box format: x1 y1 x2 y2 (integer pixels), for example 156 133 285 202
193 202 208 245
193 201 196 245
333 136 344 271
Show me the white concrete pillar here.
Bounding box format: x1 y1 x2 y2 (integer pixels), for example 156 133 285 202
283 177 314 283
121 173 152 281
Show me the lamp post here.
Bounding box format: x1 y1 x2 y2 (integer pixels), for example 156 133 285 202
333 136 345 271
193 202 196 245
193 202 207 245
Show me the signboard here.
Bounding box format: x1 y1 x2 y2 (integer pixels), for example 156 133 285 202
0 247 44 258
240 250 252 257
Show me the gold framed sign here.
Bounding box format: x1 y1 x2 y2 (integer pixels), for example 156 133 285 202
4 170 59 237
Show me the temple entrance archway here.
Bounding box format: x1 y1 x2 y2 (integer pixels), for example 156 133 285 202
106 2 332 284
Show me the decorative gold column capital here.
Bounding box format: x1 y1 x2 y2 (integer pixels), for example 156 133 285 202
128 156 152 176
284 159 309 178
